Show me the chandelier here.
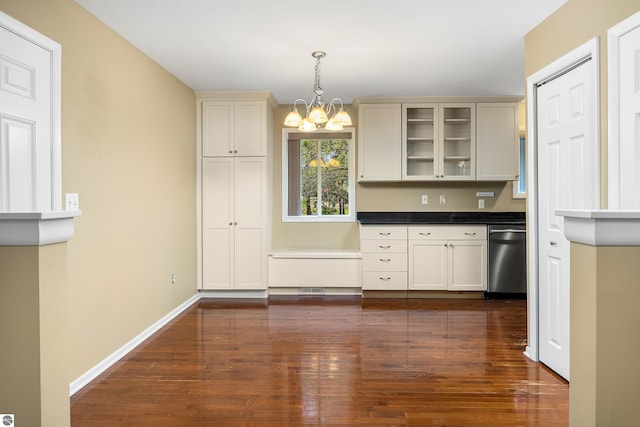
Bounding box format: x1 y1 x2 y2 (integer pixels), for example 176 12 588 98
283 51 352 131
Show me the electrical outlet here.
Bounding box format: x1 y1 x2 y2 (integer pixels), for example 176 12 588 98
421 195 428 205
65 193 79 210
478 199 485 209
439 195 446 205
171 273 176 284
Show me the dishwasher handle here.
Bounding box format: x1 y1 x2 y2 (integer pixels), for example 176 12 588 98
489 229 526 234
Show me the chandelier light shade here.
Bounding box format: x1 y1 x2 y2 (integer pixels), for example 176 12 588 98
283 51 352 131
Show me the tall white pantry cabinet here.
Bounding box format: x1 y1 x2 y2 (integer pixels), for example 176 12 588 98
197 92 275 291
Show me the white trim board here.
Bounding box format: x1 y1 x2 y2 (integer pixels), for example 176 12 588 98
69 293 201 396
525 37 600 363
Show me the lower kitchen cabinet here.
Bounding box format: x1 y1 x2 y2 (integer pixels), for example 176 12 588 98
360 225 408 290
408 226 487 291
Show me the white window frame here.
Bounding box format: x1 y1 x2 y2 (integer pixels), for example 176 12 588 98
281 128 356 223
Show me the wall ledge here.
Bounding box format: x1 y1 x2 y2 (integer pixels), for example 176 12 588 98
0 211 81 246
557 209 640 246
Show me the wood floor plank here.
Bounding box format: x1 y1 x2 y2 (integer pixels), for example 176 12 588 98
71 297 568 426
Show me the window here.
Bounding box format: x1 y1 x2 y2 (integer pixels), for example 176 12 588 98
513 137 526 198
282 129 355 222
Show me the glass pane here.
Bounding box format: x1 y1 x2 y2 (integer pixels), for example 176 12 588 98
320 139 349 216
518 137 526 193
287 140 302 216
301 139 318 215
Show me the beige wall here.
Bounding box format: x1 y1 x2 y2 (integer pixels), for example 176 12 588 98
0 247 42 426
272 105 525 249
570 243 640 426
0 0 197 384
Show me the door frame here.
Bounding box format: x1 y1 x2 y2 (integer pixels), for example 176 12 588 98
524 37 600 362
0 11 62 210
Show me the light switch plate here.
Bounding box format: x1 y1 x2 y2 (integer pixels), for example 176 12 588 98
440 195 446 205
65 193 79 211
421 195 428 205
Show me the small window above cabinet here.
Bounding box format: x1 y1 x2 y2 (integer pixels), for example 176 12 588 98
402 103 475 181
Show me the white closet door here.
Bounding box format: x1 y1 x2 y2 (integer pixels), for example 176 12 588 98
0 24 52 211
536 59 597 380
612 19 640 208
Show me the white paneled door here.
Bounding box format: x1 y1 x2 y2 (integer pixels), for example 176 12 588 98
0 22 52 212
611 16 640 208
536 59 598 380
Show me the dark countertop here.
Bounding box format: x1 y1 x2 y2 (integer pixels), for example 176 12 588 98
357 211 526 225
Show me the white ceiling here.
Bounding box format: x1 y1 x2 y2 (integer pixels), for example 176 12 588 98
75 0 566 104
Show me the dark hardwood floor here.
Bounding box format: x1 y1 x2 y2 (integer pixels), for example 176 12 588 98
71 297 568 426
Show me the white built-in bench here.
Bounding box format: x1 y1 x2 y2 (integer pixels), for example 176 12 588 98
268 249 362 295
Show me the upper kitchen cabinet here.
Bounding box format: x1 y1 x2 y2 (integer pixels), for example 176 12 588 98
440 104 475 180
358 97 520 182
476 103 519 181
402 103 475 181
357 104 402 182
201 99 270 157
402 104 438 180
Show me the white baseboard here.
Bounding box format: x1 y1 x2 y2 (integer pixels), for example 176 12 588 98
69 293 201 396
198 289 269 298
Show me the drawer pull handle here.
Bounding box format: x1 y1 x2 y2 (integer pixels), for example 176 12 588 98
379 245 391 249
379 277 392 281
464 232 477 236
379 258 391 262
419 232 431 236
379 232 391 236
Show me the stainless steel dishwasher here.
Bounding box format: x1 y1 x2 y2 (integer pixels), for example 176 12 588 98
486 225 527 297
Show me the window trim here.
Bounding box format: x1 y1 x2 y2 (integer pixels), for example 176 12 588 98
281 128 356 223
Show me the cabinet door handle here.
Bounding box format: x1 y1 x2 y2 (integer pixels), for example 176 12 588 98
229 222 233 226
234 222 238 225
234 150 238 153
228 150 233 154
378 245 391 249
550 240 557 247
444 243 448 247
379 232 391 236
419 232 431 236
379 258 391 262
464 232 476 236
379 277 392 281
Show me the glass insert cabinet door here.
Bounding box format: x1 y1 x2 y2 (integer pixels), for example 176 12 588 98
402 104 437 180
402 103 475 180
440 104 475 180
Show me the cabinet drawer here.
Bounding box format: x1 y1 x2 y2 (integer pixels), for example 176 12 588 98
408 225 486 240
361 239 407 253
362 253 407 272
360 225 408 240
362 272 408 290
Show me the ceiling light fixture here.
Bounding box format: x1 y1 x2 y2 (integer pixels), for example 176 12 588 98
283 51 352 131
